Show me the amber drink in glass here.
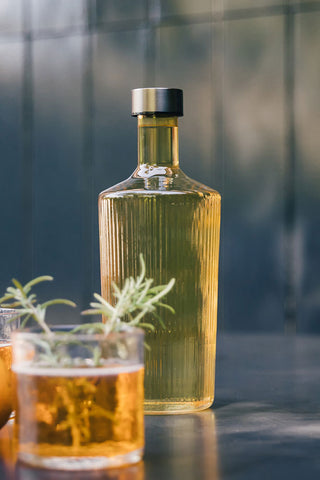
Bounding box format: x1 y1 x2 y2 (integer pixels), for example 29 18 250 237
12 328 144 470
0 308 20 428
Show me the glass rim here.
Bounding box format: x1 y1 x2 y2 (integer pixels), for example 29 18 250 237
11 324 145 342
0 307 20 315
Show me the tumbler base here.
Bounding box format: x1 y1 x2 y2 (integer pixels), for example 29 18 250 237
18 448 144 471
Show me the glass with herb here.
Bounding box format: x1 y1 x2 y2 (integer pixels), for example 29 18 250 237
13 327 145 470
1 257 174 470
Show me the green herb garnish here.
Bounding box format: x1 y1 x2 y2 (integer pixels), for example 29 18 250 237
0 254 175 341
77 254 175 335
0 275 76 333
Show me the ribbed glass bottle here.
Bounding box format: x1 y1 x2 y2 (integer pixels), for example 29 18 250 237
99 90 221 414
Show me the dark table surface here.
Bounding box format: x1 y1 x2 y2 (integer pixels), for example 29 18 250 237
1 333 320 479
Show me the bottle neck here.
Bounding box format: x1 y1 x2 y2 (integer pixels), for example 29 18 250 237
137 116 179 168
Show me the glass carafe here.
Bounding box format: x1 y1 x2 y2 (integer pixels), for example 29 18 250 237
99 88 221 414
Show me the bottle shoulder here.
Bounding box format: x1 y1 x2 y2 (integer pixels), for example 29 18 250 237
99 169 221 200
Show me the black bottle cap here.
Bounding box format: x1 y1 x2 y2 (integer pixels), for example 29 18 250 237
132 88 183 117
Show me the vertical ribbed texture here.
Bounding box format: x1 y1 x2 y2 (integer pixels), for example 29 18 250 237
99 189 220 412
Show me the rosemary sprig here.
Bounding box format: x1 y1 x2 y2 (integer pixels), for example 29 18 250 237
79 254 175 335
0 275 76 334
0 255 175 351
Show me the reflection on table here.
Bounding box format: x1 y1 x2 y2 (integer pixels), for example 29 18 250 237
145 410 219 480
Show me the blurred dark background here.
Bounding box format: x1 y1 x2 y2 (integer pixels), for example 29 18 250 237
0 0 319 332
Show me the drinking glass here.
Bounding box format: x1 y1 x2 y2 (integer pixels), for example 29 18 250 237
0 308 20 428
12 327 145 470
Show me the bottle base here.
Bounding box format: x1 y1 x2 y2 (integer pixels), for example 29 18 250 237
144 399 213 415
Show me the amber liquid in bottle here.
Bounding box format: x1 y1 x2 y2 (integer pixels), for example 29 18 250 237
99 116 221 414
